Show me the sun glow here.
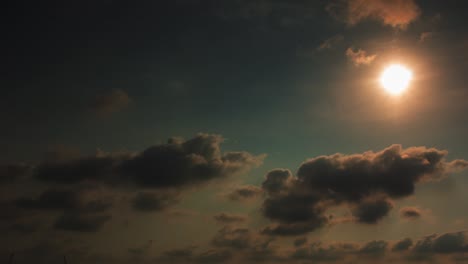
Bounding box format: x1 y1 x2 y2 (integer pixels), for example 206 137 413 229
380 64 413 96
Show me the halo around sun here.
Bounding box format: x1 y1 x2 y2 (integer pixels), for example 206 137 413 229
380 64 413 95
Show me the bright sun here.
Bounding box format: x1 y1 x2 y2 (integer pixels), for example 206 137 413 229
380 64 413 95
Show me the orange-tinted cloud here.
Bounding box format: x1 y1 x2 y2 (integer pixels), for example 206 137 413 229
328 0 421 29
346 48 377 66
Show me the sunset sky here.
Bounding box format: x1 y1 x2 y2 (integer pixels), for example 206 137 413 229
2 1 468 263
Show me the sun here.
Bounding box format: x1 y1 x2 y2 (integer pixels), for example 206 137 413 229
380 64 413 95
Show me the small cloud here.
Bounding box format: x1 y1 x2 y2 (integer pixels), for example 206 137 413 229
346 48 377 66
227 185 263 201
90 89 131 117
400 206 424 220
317 34 344 51
419 32 435 43
213 213 247 224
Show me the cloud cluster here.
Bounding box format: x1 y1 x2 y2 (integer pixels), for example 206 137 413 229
260 145 467 236
2 134 264 233
327 0 421 28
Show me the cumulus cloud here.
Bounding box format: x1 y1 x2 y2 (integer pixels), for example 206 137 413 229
351 196 394 224
327 0 421 28
346 47 377 66
227 185 263 201
213 213 247 224
260 145 467 236
36 134 264 188
90 89 132 117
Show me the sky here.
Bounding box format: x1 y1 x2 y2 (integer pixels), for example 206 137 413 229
2 0 468 263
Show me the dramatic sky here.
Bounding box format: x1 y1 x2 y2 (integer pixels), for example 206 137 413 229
2 0 468 263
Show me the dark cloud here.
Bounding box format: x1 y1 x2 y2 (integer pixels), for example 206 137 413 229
297 145 458 201
212 227 251 249
4 134 263 235
35 154 123 184
262 169 294 196
413 231 468 254
227 185 262 201
131 192 178 212
16 188 112 213
36 134 263 188
0 163 31 184
260 145 467 236
345 47 376 66
120 134 264 188
90 89 131 117
359 240 388 255
194 249 232 263
327 0 421 28
54 212 111 232
400 207 423 220
213 213 247 224
352 196 393 224
293 237 308 247
291 242 359 262
16 189 80 211
392 238 413 251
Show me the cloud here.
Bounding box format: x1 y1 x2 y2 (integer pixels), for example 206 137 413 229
54 212 111 232
400 206 423 220
212 227 252 249
351 196 394 224
294 237 308 247
1 134 263 234
327 0 421 28
131 192 179 212
0 163 31 184
259 145 467 236
317 34 344 51
413 231 468 254
36 134 264 188
90 89 132 117
227 185 262 201
419 32 435 43
213 213 247 224
346 47 377 66
392 238 413 251
359 240 388 255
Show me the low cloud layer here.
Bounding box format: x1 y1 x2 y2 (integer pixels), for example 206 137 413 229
1 134 264 234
